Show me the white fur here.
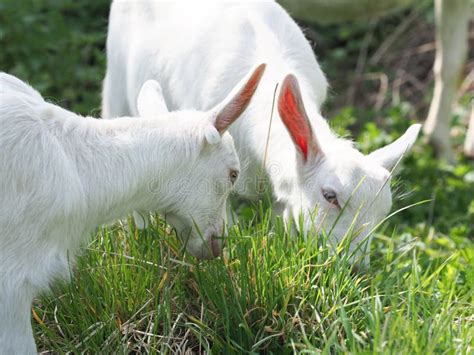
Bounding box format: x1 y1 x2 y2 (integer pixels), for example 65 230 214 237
103 0 421 265
0 72 244 353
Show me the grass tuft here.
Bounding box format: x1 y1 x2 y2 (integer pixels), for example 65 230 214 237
33 204 474 353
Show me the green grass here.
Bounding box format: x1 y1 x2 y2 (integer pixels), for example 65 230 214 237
31 111 474 354
32 200 473 353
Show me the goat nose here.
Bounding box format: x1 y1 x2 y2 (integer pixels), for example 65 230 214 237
351 264 361 275
209 235 222 258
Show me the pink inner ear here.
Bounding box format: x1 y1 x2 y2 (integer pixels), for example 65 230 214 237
215 63 266 133
278 74 314 162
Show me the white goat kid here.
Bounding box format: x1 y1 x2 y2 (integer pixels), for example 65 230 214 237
103 1 421 265
0 65 264 353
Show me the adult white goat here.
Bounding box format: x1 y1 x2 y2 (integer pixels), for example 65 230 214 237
103 1 421 264
0 65 264 353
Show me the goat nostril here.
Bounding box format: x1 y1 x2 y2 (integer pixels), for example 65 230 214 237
351 264 360 275
209 235 221 257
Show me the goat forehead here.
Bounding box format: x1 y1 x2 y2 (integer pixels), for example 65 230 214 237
322 155 391 209
219 133 239 163
220 132 235 148
352 177 391 203
202 133 239 169
328 152 388 186
339 168 390 203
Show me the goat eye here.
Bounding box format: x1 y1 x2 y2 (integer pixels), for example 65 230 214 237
230 170 239 184
322 189 339 208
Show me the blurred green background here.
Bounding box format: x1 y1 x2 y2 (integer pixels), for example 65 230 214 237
0 0 109 114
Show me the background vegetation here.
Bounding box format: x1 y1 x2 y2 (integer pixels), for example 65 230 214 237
1 0 473 353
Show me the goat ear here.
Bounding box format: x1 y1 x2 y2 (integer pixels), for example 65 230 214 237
278 74 319 162
212 63 266 134
368 124 421 172
137 80 169 117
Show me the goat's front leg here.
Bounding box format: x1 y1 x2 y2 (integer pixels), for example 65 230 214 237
0 283 37 354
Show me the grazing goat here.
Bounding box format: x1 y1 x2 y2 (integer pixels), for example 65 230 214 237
0 65 264 353
103 1 421 265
